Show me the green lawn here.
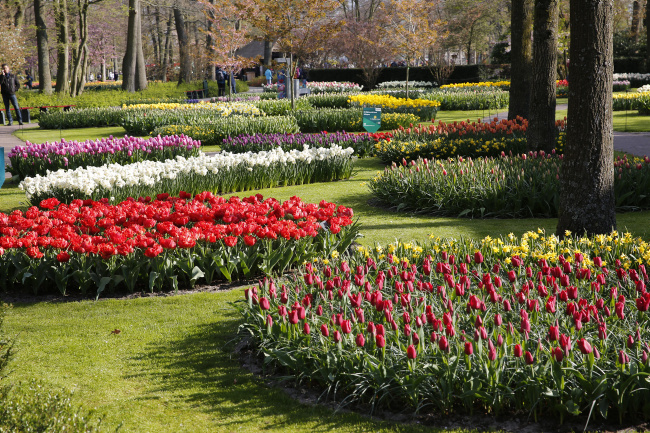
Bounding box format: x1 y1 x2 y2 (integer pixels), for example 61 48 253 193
12 125 128 144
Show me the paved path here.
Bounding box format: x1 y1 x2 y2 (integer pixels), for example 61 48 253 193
3 105 650 180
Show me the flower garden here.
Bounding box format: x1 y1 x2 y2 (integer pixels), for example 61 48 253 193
3 77 650 432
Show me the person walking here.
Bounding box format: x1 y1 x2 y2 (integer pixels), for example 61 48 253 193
264 67 273 85
0 64 22 125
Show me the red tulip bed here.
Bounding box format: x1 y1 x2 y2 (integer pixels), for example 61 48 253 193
238 231 650 425
0 193 358 298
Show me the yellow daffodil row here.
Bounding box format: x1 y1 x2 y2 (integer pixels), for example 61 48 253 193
348 94 441 109
440 81 510 89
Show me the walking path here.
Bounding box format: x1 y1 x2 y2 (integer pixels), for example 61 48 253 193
3 105 650 179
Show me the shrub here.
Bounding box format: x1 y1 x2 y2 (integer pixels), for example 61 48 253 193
369 152 650 218
0 381 103 432
153 115 300 147
8 135 201 179
39 107 125 129
222 132 376 157
238 230 650 424
0 194 358 295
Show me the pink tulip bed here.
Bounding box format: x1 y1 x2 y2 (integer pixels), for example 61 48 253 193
238 230 650 425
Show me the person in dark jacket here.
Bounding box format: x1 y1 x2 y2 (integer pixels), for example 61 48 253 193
0 64 22 125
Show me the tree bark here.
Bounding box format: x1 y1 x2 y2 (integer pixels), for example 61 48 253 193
54 0 70 94
161 11 173 82
34 0 53 95
631 1 641 42
508 0 533 120
70 0 89 97
263 39 273 66
557 0 615 237
174 7 191 85
122 0 138 91
528 0 559 153
122 0 147 92
134 4 147 90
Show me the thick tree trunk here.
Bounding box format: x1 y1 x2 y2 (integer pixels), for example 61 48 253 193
528 0 559 152
122 0 138 92
557 0 615 237
508 0 533 120
174 8 191 85
55 0 70 94
134 5 147 90
122 0 147 92
646 3 650 71
34 0 53 95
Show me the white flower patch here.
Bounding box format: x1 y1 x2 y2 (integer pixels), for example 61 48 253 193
20 146 354 201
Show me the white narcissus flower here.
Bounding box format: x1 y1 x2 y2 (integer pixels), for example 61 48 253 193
20 145 354 201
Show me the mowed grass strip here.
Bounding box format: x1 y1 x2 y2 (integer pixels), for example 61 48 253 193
4 292 456 433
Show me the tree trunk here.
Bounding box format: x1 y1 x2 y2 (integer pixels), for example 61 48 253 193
122 0 138 92
205 1 216 80
70 0 89 97
55 0 70 94
557 0 615 237
508 0 533 120
263 39 273 66
134 4 147 90
528 0 559 153
34 0 53 95
122 0 147 92
646 2 650 71
161 11 173 82
174 8 191 85
631 1 641 42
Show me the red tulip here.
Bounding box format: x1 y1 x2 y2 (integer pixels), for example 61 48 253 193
464 341 474 356
552 347 564 362
320 324 329 337
474 251 484 264
438 335 449 351
376 334 385 348
303 322 311 335
513 344 523 357
488 339 497 361
524 351 534 365
407 345 417 359
548 325 560 341
577 338 592 354
494 313 502 326
341 319 352 334
333 330 342 343
355 333 365 347
259 297 270 310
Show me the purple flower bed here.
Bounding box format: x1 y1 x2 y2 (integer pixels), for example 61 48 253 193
222 132 376 157
8 135 201 178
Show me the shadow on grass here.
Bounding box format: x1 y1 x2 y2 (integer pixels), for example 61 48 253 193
128 307 417 432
